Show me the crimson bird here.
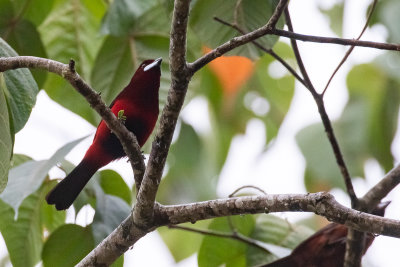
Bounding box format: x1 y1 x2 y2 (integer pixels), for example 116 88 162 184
46 58 162 210
263 201 390 267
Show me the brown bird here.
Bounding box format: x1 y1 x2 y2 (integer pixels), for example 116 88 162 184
262 201 390 267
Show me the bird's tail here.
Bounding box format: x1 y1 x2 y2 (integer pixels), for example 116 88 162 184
46 160 98 210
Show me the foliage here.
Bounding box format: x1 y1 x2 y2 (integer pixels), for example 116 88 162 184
0 0 399 266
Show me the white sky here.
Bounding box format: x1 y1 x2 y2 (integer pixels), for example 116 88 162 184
2 0 400 266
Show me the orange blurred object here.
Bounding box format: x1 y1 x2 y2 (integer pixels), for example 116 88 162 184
203 47 254 97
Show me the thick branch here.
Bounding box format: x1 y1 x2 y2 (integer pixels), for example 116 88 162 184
132 0 191 227
79 192 400 266
0 56 146 189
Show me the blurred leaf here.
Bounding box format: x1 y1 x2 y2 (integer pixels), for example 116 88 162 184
377 1 400 42
252 215 313 249
0 184 44 267
297 63 399 192
101 0 164 36
0 38 39 133
99 169 132 205
246 43 295 144
347 64 399 172
0 18 47 87
41 180 66 232
42 224 94 267
0 76 12 193
11 0 54 26
198 215 256 267
10 154 32 168
158 220 210 262
158 122 218 204
92 194 130 244
319 1 344 36
0 136 87 216
39 0 105 125
190 0 281 59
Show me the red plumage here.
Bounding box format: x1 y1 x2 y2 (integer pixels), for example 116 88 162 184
46 58 162 210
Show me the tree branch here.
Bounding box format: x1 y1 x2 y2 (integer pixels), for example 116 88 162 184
187 0 289 74
131 0 191 228
0 56 146 190
78 192 400 266
271 28 400 51
283 9 359 207
322 0 378 97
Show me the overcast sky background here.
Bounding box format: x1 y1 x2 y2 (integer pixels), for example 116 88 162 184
1 0 400 266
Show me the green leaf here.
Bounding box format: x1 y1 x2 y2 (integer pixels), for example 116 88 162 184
92 194 130 244
198 216 255 267
0 185 44 267
190 0 281 59
0 77 12 193
0 38 39 133
297 63 399 192
42 224 94 267
1 20 47 88
245 43 295 144
99 169 132 205
0 136 87 216
319 1 344 36
100 0 161 36
10 154 32 168
158 122 218 204
11 0 54 26
158 220 210 262
347 63 399 172
41 181 66 232
252 215 313 249
39 0 105 125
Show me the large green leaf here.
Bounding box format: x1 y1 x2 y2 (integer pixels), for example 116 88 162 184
0 136 87 216
158 220 210 262
0 185 44 267
0 1 48 88
42 224 94 267
297 63 399 192
0 38 39 133
100 0 164 36
40 181 66 232
39 0 105 125
11 0 54 26
198 215 256 267
99 169 132 205
190 0 281 59
157 122 218 204
0 77 12 193
92 194 130 244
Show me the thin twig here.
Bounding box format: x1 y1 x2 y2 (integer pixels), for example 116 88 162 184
284 8 359 208
169 224 272 254
213 16 306 87
322 0 378 96
229 185 267 197
271 28 400 51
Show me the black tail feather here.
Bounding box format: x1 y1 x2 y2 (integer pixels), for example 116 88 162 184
46 160 97 210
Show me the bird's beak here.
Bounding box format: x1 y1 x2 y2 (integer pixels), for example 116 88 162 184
144 57 162 72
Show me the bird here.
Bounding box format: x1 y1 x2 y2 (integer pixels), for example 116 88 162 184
262 201 390 267
46 58 162 210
